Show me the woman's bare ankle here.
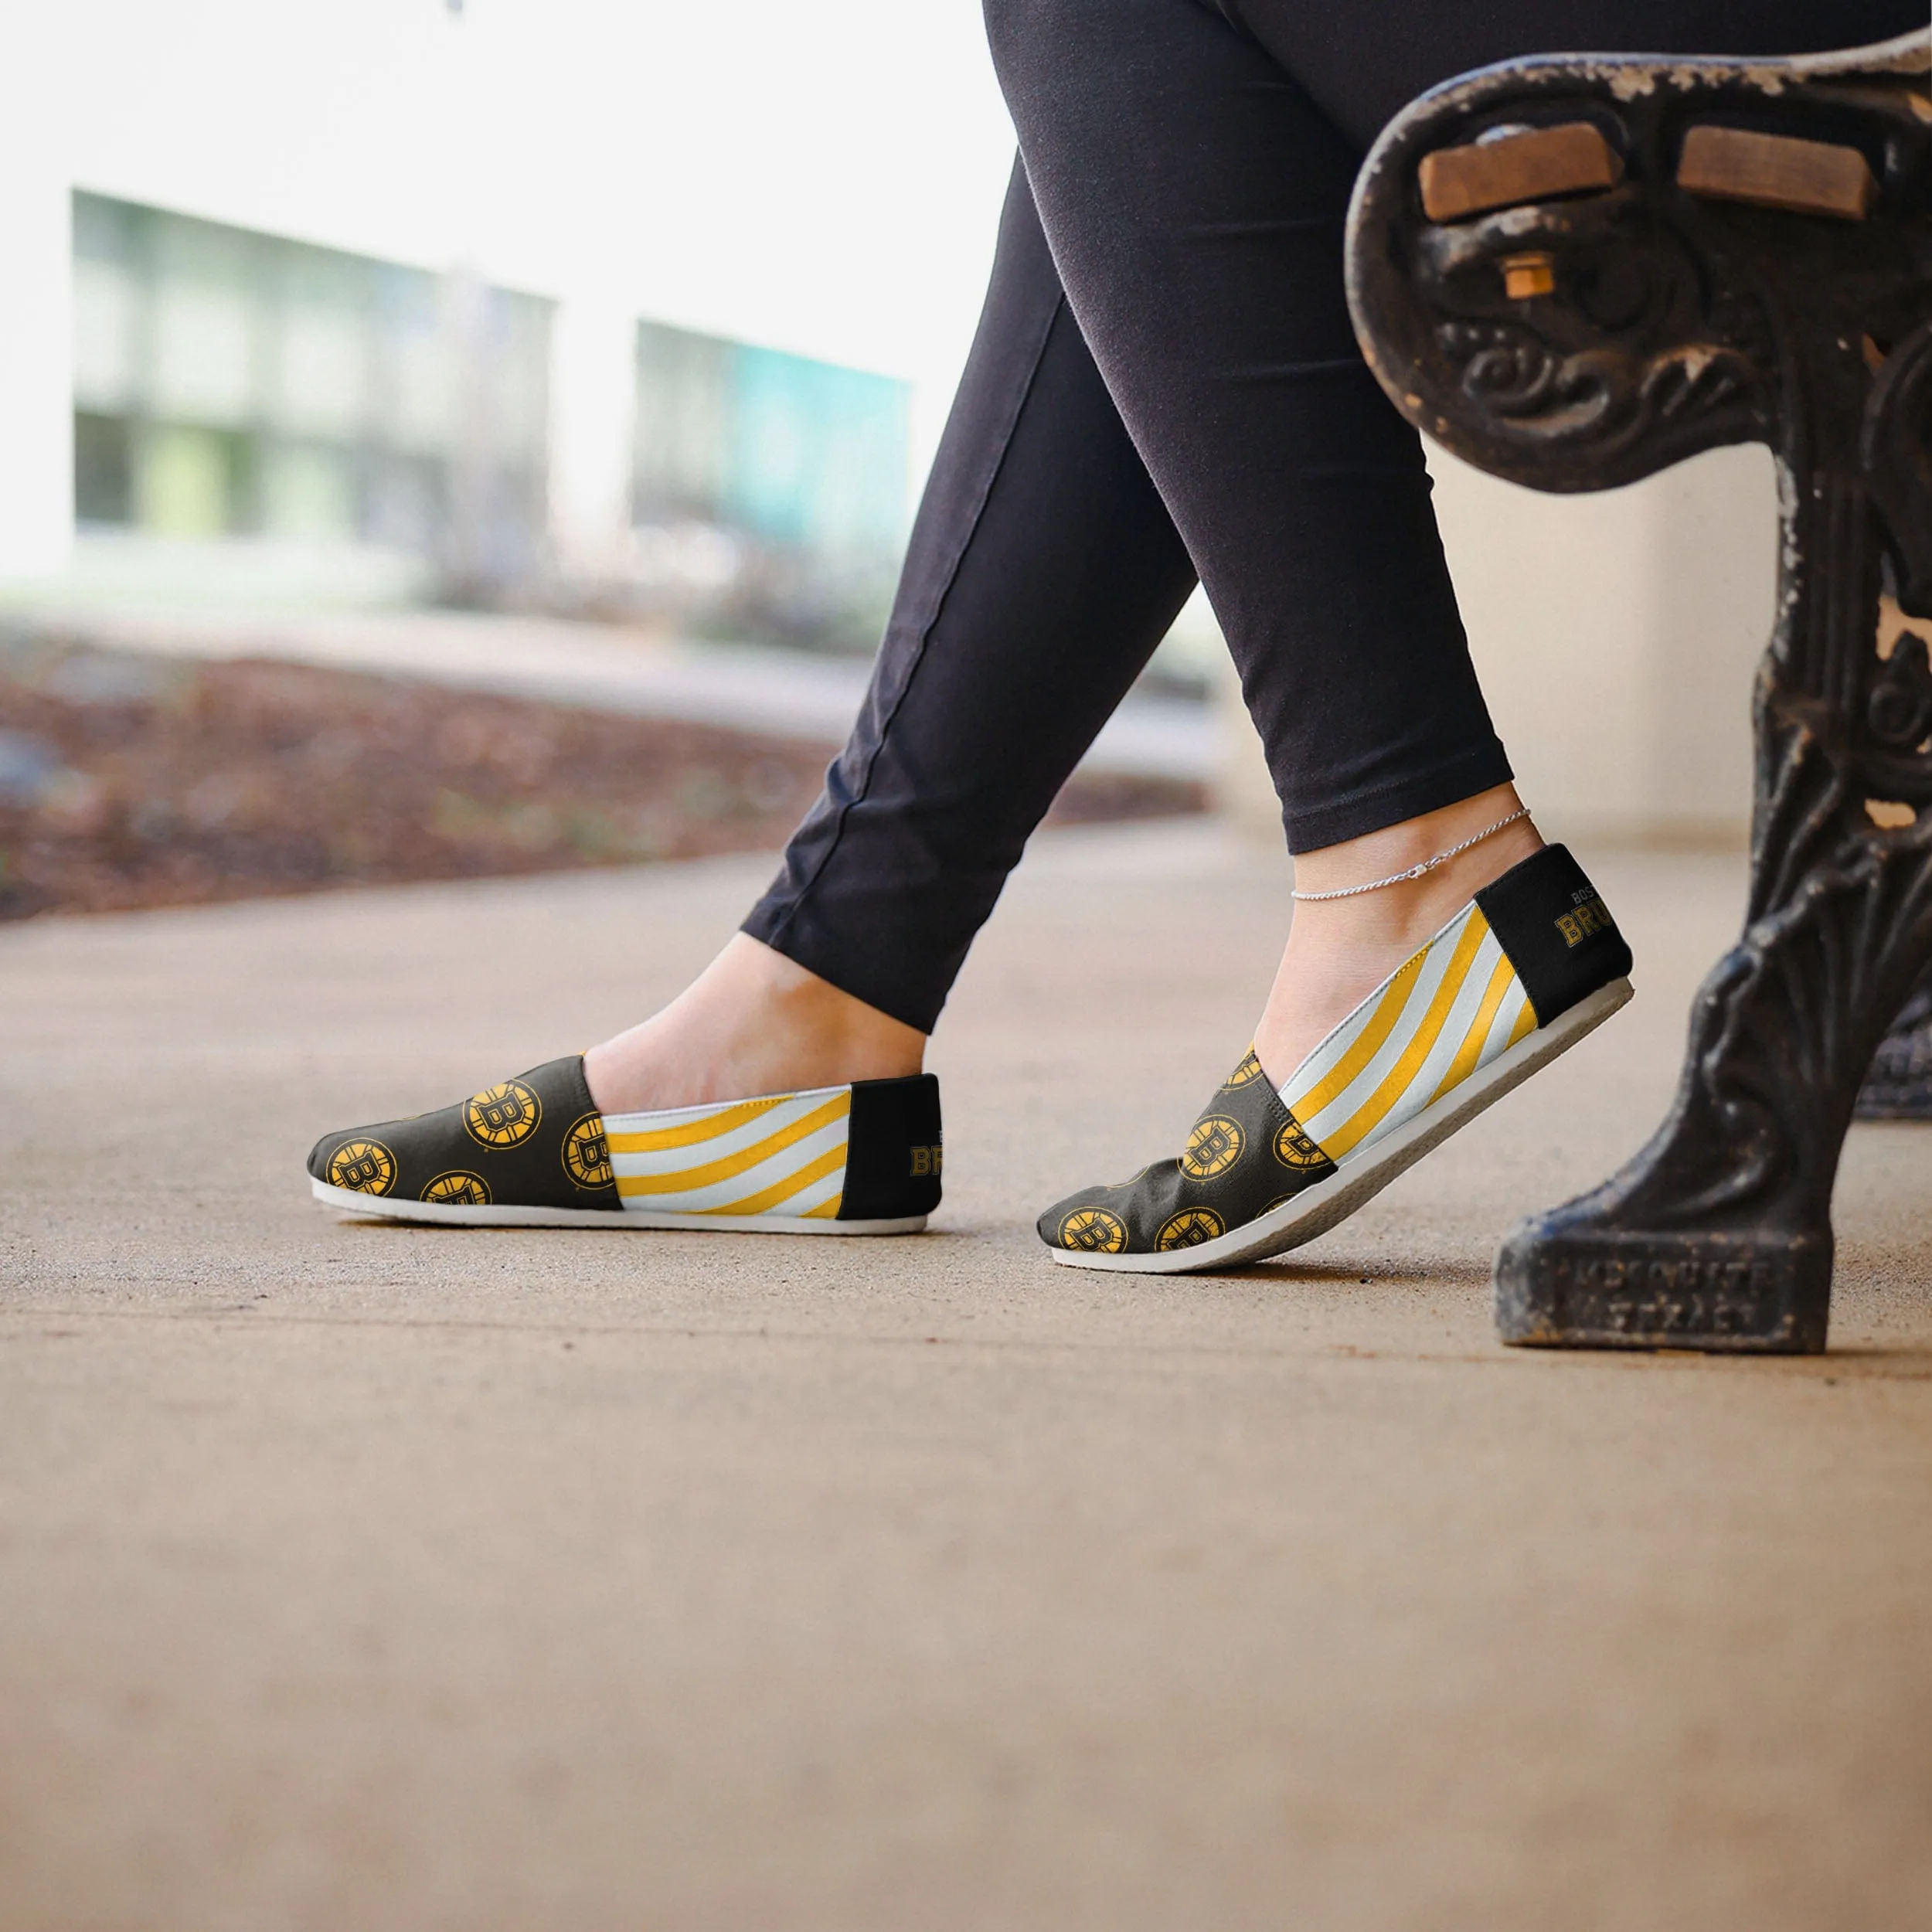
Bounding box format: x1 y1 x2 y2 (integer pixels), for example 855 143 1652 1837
582 934 926 1115
1253 786 1543 1087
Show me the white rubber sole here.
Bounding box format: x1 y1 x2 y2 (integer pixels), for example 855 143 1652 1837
311 1179 927 1235
1048 975 1634 1275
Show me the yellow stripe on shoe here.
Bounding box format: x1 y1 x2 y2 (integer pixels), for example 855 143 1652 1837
1427 950 1518 1106
697 1141 849 1216
1283 905 1542 1166
604 1093 787 1153
1318 908 1491 1158
606 1087 851 1218
1288 948 1430 1123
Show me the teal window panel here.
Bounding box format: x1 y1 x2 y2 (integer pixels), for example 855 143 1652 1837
723 345 910 558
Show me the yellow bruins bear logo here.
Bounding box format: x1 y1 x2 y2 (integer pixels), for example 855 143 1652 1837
464 1080 542 1149
1179 1114 1244 1180
1058 1206 1128 1252
421 1170 492 1206
562 1112 614 1189
1223 1049 1264 1088
1157 1206 1226 1250
328 1139 396 1196
1274 1117 1328 1169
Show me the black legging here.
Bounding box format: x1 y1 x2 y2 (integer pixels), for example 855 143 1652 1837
744 0 1924 1034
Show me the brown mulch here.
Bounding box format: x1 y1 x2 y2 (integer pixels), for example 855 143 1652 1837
0 638 1203 921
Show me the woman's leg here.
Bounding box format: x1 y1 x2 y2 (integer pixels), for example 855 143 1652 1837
985 0 1529 1080
996 0 1924 1264
983 0 1926 1083
1219 1 1931 155
597 0 1932 1114
586 162 1199 1112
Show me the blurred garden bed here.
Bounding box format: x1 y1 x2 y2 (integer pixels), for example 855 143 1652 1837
0 637 1204 920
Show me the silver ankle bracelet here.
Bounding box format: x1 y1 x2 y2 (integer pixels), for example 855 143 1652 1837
1290 808 1531 903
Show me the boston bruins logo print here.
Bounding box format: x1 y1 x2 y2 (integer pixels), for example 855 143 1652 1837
1058 1206 1128 1253
562 1111 614 1189
1156 1206 1225 1250
1179 1114 1244 1180
1274 1117 1328 1169
464 1079 542 1149
327 1139 396 1196
421 1170 492 1206
1223 1049 1264 1088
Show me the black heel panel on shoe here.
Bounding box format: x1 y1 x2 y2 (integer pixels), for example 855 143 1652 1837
1474 844 1633 1026
307 1056 621 1213
839 1074 944 1222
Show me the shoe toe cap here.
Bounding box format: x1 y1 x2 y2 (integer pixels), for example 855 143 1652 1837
1036 1196 1077 1245
1036 1188 1138 1253
307 1130 347 1181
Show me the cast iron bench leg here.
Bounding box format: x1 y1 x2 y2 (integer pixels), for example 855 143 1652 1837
1345 31 1932 1351
1857 962 1932 1116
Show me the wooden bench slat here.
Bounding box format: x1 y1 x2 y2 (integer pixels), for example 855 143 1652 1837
1676 125 1876 220
1417 122 1621 223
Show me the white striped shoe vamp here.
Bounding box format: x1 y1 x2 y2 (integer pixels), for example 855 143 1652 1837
604 1085 850 1219
1280 906 1536 1167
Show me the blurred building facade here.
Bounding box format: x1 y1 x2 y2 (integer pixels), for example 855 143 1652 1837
0 2 1794 842
71 194 553 577
47 190 912 635
626 321 910 645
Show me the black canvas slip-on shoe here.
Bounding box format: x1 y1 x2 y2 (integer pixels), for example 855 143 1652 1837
308 1056 942 1233
1037 845 1633 1274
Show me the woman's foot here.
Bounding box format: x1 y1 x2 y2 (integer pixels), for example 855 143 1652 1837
582 933 927 1115
1039 795 1634 1270
1253 784 1544 1087
572 792 1529 1123
307 937 941 1234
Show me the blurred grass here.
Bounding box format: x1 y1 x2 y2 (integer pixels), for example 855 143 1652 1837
0 635 1203 920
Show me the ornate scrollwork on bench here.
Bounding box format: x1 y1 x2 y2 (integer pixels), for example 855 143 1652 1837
1346 31 1932 1352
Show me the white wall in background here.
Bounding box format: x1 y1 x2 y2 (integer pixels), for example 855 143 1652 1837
0 0 1019 580
0 18 73 577
4 2 1012 410
1204 445 1779 851
548 294 641 574
1430 442 1779 848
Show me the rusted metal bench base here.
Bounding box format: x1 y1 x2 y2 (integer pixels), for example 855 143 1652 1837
1495 1227 1831 1354
1348 30 1932 1353
1857 984 1932 1117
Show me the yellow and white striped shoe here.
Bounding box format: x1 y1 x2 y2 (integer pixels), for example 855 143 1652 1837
1038 845 1633 1273
308 1057 941 1233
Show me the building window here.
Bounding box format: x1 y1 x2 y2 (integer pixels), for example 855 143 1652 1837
631 320 911 649
70 191 553 586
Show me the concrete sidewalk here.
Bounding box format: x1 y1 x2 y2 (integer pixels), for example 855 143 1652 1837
2 825 1928 1929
